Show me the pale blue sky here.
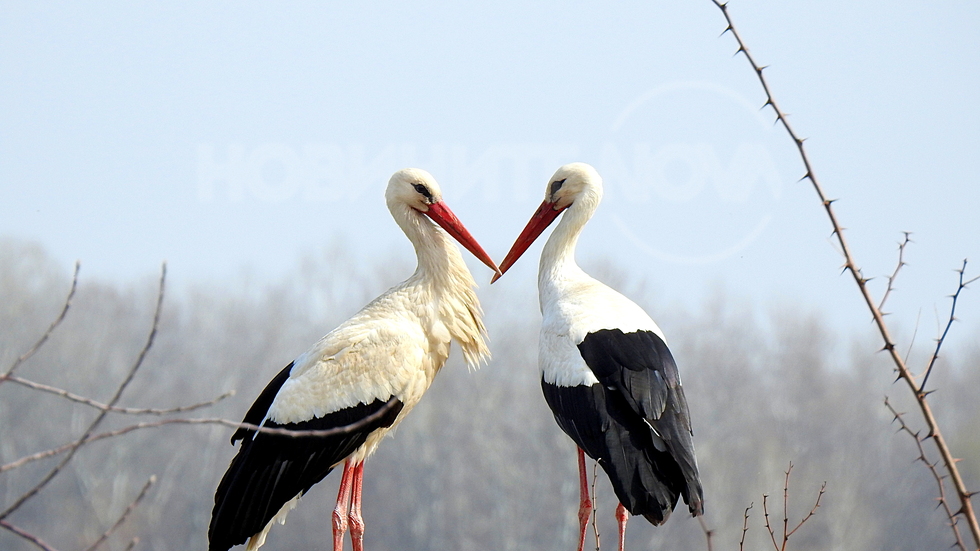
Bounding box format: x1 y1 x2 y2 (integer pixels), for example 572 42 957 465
3 2 978 349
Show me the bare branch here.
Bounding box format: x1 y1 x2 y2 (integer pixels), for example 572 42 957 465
1 262 79 384
878 232 912 312
1 397 403 473
709 2 980 545
785 482 826 539
3 375 234 415
740 503 753 551
760 464 825 551
886 397 968 551
782 463 792 547
0 264 166 520
921 260 975 390
83 475 156 551
0 520 60 551
591 460 600 551
762 492 778 551
698 515 714 551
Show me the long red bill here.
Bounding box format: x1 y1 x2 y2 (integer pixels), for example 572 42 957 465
424 201 501 276
490 200 565 284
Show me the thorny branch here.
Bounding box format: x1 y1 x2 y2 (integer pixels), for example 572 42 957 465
878 232 912 313
886 398 968 551
710 2 980 547
921 260 979 390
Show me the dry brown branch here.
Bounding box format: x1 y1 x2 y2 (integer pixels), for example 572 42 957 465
591 459 600 551
0 520 60 551
83 475 156 551
879 232 912 313
0 264 166 521
761 463 825 551
122 538 139 551
886 397 968 551
0 262 79 384
709 2 980 546
698 515 714 551
762 492 778 550
921 260 979 390
739 503 753 551
1 398 404 474
4 375 234 416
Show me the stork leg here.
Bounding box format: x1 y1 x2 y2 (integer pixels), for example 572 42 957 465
332 460 355 551
615 502 629 551
349 461 366 551
576 447 593 551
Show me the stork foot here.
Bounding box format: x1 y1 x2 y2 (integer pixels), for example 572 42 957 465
350 462 366 551
332 460 355 551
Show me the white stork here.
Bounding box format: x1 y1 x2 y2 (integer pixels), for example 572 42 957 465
209 168 500 551
491 163 703 551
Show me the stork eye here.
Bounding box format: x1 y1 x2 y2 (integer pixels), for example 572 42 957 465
412 183 433 201
550 178 566 198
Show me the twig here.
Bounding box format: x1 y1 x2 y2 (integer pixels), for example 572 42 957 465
591 459 600 551
698 515 714 551
0 520 60 551
0 262 79 384
123 538 140 551
904 308 922 365
761 463 825 551
762 492 778 551
878 232 912 312
0 264 166 521
1 398 404 473
83 475 156 551
886 397 968 551
740 503 753 551
785 482 825 540
709 2 980 546
3 375 234 415
921 260 979 390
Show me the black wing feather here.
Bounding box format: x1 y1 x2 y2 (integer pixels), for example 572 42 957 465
208 390 403 551
230 362 294 444
568 328 703 522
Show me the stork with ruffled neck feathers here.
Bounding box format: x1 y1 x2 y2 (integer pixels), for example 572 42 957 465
209 168 500 551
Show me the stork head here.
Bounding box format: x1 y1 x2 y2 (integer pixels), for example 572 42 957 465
491 162 602 283
386 168 501 275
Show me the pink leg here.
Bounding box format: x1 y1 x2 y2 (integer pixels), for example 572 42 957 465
615 502 629 551
332 460 355 551
576 448 594 551
349 462 366 551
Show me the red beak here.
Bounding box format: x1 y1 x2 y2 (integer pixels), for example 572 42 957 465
424 201 502 276
490 200 565 284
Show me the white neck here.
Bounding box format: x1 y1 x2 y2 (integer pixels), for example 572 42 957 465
391 203 468 285
538 189 601 289
389 201 488 368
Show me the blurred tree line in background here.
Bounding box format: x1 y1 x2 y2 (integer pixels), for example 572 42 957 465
1 236 977 551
